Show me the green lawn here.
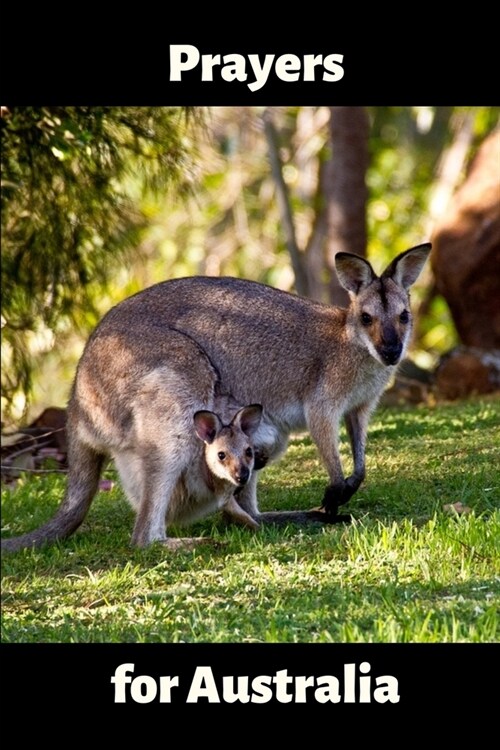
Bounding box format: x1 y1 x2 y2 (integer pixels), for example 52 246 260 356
1 397 499 643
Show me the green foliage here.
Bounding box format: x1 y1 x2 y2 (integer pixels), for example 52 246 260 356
1 106 199 419
3 106 499 421
367 106 499 258
2 396 498 643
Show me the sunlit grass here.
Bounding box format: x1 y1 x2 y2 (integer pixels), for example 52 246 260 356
1 396 499 643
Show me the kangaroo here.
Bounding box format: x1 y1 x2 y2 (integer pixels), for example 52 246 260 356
166 404 264 542
149 244 432 523
1 243 431 552
123 402 265 548
1 324 267 551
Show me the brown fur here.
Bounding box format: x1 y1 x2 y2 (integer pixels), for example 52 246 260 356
2 244 431 552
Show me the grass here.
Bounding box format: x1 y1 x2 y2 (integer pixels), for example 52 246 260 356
1 396 499 643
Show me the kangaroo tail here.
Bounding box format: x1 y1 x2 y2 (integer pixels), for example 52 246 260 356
2 442 105 553
256 509 351 526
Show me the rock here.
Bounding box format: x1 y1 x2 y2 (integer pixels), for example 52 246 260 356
434 346 500 400
431 129 500 349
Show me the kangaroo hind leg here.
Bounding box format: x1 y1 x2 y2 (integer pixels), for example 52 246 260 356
128 448 213 550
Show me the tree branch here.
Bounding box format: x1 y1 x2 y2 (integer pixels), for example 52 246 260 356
263 109 309 296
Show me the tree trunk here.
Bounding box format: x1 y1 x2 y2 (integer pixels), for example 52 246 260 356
325 107 369 306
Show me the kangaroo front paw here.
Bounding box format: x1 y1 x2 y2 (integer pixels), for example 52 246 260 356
321 479 357 515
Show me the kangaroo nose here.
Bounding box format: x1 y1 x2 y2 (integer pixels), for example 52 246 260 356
381 345 402 365
380 326 403 366
236 467 250 485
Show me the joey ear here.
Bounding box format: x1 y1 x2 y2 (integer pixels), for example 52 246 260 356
193 411 221 444
335 253 375 294
232 404 263 438
382 243 432 289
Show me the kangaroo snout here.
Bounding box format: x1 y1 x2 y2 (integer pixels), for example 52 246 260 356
235 465 250 486
379 343 402 366
378 325 404 366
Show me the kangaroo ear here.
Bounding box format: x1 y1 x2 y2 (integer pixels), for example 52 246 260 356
382 243 432 289
232 404 263 438
193 411 221 444
335 253 376 294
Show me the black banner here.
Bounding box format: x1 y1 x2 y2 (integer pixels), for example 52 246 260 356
1 642 496 722
1 24 497 105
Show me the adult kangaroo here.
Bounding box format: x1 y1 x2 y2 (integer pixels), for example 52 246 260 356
1 243 431 551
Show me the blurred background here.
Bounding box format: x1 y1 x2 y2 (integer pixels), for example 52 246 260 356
2 106 499 428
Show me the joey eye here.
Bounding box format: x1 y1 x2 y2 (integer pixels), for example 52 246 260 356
245 447 253 459
217 451 226 461
399 310 409 324
361 312 373 327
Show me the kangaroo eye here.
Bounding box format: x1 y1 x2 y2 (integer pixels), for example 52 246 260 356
399 310 409 324
217 452 226 461
361 312 373 326
245 447 253 459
